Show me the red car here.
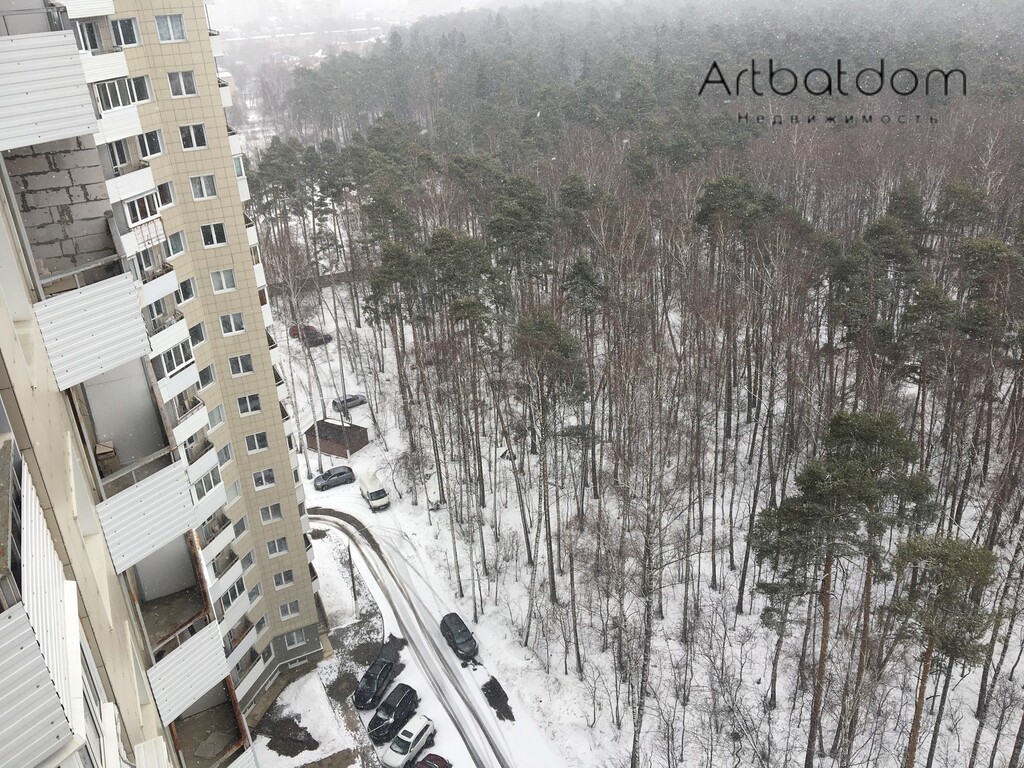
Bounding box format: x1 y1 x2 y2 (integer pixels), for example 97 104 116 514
287 324 332 346
415 756 451 768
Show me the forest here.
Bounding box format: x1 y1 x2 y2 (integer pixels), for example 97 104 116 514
233 1 1024 765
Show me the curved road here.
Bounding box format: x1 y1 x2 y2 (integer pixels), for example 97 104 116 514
310 512 516 768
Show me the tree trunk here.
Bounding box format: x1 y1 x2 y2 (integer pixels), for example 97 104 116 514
805 546 833 768
905 637 936 768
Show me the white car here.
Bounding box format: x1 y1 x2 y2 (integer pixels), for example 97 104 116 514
381 714 435 767
359 470 391 511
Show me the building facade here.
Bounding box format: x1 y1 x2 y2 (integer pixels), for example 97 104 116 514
0 0 323 765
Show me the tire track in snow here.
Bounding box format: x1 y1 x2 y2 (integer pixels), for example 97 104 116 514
311 513 515 768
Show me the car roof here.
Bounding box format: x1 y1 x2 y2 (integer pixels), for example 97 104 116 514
442 612 467 628
401 714 429 734
385 682 413 701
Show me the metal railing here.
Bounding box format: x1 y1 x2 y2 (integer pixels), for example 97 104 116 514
185 438 213 465
212 547 238 579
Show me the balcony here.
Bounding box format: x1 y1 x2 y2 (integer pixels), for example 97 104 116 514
185 436 214 466
266 330 277 351
96 455 202 574
236 176 250 202
235 653 265 700
231 648 261 689
140 585 207 652
98 445 173 497
148 622 230 726
244 214 258 248
147 309 186 356
173 700 244 768
186 443 218 485
229 132 244 156
79 47 127 83
95 103 142 145
224 617 256 668
105 161 154 204
199 512 234 566
309 563 320 593
171 396 207 447
218 77 232 108
59 0 115 19
33 272 150 391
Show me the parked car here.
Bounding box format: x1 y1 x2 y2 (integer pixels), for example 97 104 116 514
358 471 391 511
353 658 394 709
414 755 452 768
368 683 419 744
313 465 355 491
439 613 478 660
381 714 436 768
288 324 332 346
331 393 368 413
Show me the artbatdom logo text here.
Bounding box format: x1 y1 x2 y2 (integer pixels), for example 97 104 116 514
699 59 967 97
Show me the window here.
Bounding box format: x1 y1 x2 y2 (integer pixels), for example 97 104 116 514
111 18 139 47
216 442 232 466
229 354 253 376
238 394 260 415
220 577 245 611
267 536 288 556
175 277 196 304
220 313 244 335
189 322 206 347
198 364 215 390
274 570 294 589
156 14 186 42
293 468 300 484
96 78 137 111
233 155 246 178
201 223 226 246
166 230 186 257
210 268 235 292
226 479 241 505
137 130 163 159
160 339 192 377
193 466 221 501
284 628 307 648
248 584 262 604
75 21 100 52
179 123 207 150
156 181 174 208
260 503 283 523
233 515 248 537
253 468 275 489
255 615 268 635
191 174 218 199
287 435 295 451
240 548 255 571
132 75 151 103
108 139 130 170
280 600 300 619
124 191 159 225
246 432 269 453
208 404 225 430
168 70 197 97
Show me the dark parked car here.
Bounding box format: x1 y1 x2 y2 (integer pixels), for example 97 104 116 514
331 393 368 413
313 465 354 491
368 683 419 744
439 613 478 660
288 324 332 346
353 658 394 709
415 755 452 768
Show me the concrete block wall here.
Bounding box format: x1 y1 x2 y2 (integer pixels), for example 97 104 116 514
3 136 115 280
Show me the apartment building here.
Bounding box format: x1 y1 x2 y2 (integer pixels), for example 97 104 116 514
0 0 323 765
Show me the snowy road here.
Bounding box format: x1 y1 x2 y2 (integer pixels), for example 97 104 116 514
311 512 519 768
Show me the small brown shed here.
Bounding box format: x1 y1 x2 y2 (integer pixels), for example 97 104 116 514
304 418 369 458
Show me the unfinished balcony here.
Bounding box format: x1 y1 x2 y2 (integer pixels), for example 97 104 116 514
142 586 209 657
309 562 320 593
173 698 248 768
